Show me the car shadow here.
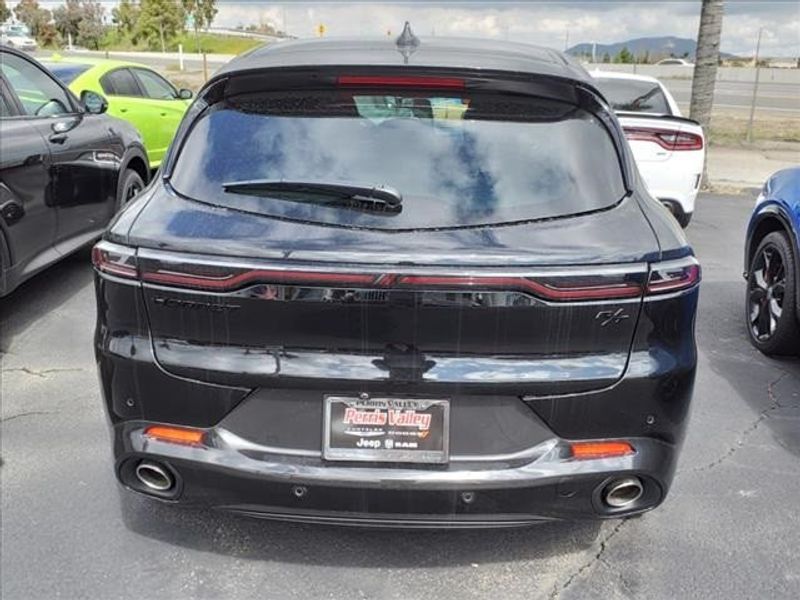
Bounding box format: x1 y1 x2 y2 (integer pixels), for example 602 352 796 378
699 279 800 457
0 248 94 354
119 489 603 567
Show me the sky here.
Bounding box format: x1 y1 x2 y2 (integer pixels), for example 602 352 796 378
36 1 800 57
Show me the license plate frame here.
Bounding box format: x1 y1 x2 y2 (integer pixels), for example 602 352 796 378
323 395 450 464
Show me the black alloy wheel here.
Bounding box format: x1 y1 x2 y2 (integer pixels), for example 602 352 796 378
747 231 799 355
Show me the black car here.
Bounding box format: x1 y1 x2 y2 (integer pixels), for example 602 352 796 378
93 31 700 526
0 47 148 296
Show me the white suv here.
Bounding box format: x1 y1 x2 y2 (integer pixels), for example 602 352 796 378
592 71 705 228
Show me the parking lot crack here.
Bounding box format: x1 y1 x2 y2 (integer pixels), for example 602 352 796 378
1 410 57 423
689 372 790 473
549 520 627 599
1 366 85 379
599 556 636 597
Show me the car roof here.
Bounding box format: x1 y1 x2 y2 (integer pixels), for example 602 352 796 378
589 70 662 84
217 36 594 84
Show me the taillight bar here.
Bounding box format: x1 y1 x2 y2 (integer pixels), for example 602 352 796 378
142 268 377 290
136 258 645 302
623 127 703 151
396 275 642 300
95 244 699 300
337 75 466 89
91 241 138 279
647 257 701 295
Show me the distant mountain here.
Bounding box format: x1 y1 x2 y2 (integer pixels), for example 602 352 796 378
566 36 736 60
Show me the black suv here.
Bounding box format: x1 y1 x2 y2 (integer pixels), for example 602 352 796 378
93 33 700 526
0 47 148 296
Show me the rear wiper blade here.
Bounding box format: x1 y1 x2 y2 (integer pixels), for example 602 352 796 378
222 179 403 211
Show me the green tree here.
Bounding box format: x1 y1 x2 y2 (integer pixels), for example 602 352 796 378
182 0 217 51
136 0 184 52
13 0 51 40
602 52 611 63
1 0 12 23
614 47 634 64
52 0 81 41
53 0 104 48
76 1 105 49
112 0 140 36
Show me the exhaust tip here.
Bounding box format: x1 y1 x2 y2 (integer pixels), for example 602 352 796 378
603 476 644 508
134 461 174 492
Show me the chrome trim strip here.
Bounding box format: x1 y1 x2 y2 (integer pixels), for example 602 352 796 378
215 428 559 464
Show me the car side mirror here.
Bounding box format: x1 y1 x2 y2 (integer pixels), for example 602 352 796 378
81 90 108 115
178 88 193 100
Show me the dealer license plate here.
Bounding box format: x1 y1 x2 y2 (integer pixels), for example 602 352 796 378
323 396 450 464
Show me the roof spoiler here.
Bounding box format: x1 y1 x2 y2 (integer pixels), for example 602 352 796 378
615 111 701 127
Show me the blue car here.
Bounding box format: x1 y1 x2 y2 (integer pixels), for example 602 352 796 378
745 167 800 355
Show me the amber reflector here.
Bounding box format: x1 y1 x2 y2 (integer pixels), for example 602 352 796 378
570 441 635 460
145 426 205 446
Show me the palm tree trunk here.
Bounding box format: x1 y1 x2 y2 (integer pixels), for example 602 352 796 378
690 0 724 186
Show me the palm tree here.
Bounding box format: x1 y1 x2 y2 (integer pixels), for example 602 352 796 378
690 0 724 134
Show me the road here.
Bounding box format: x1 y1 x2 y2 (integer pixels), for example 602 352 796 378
665 78 800 114
2 193 800 599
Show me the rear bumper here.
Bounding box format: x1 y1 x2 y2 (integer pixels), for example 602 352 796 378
96 272 698 527
637 163 702 214
114 422 675 526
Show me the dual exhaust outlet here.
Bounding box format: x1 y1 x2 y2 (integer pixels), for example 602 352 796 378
134 461 175 492
603 476 644 509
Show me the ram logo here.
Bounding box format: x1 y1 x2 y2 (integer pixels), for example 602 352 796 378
595 308 630 327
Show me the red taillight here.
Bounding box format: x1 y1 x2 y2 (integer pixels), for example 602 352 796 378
395 275 642 301
91 241 138 279
138 258 644 302
624 127 703 151
144 425 205 446
570 441 635 460
141 268 376 290
647 257 701 295
337 75 465 89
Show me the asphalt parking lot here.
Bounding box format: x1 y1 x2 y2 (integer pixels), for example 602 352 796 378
1 192 799 600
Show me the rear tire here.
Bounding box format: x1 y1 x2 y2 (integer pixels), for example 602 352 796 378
117 169 145 211
745 231 800 356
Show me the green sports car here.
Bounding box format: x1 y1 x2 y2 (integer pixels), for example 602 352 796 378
45 56 193 168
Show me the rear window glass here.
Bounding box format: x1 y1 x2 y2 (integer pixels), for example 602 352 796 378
44 63 91 85
170 89 626 230
593 78 671 115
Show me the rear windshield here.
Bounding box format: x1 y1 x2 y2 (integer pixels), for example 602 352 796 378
593 77 671 115
170 89 626 230
44 63 91 85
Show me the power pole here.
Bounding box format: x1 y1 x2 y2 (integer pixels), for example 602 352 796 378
746 27 763 143
689 0 724 186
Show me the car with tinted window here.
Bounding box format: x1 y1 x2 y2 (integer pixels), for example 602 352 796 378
45 56 192 169
744 167 800 355
93 30 700 526
592 71 704 228
0 47 148 296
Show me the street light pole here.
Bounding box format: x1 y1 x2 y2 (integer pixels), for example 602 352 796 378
745 27 763 144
